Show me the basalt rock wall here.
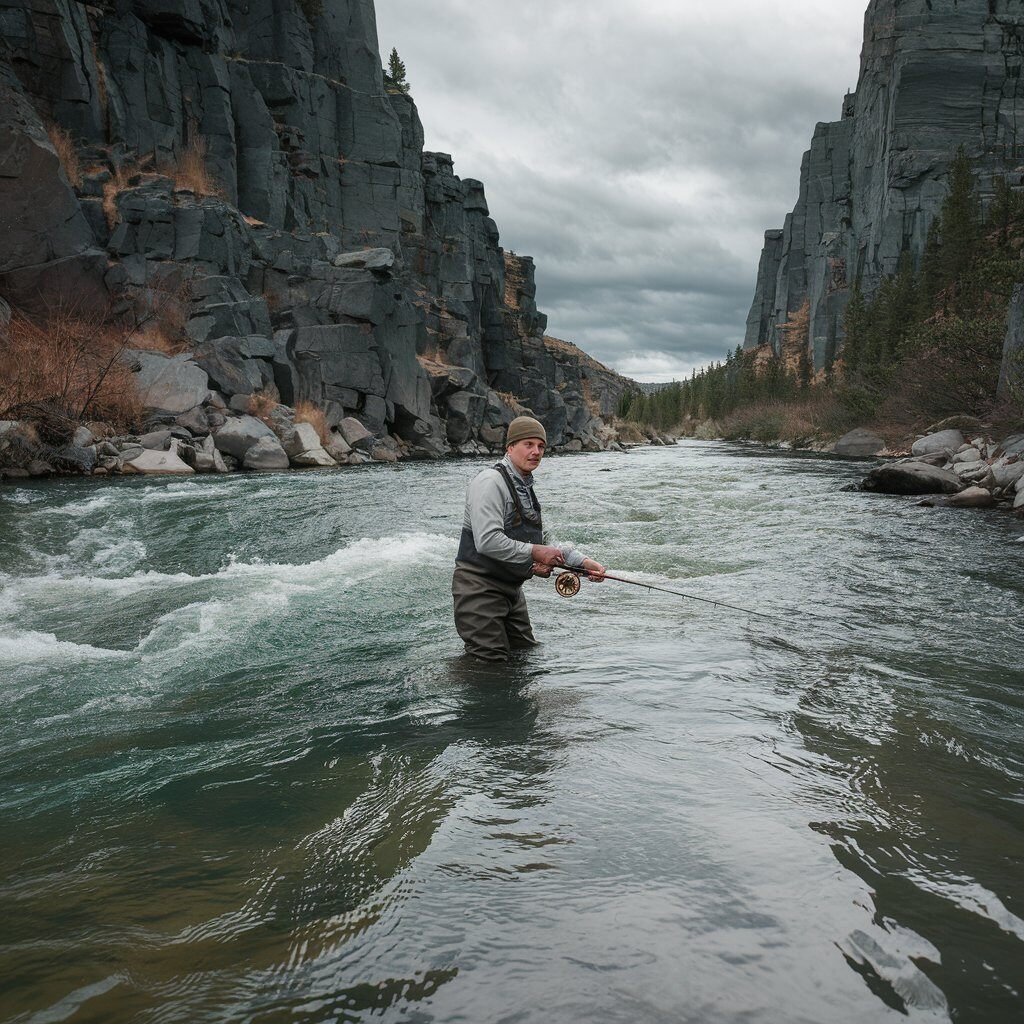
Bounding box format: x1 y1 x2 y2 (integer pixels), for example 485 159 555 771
0 0 629 456
745 0 1024 369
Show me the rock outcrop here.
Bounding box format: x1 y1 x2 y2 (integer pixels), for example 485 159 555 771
0 0 630 460
745 0 1024 369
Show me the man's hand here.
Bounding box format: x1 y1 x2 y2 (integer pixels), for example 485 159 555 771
581 558 606 582
531 561 553 578
531 544 565 567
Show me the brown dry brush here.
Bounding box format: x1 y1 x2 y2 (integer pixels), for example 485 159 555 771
0 306 147 443
294 400 331 446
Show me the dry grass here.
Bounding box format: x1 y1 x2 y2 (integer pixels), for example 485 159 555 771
0 308 144 438
46 123 81 189
172 134 224 197
494 390 527 415
102 158 148 229
715 394 862 446
102 135 222 229
295 400 331 446
133 322 190 355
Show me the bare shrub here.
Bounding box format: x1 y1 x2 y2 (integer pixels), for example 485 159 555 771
247 390 280 425
0 308 144 438
295 400 330 446
46 123 81 189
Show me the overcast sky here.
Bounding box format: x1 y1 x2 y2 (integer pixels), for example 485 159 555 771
375 1 867 381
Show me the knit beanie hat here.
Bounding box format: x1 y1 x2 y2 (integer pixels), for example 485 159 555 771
506 416 547 446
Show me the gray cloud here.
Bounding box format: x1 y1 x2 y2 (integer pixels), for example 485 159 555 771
375 0 866 380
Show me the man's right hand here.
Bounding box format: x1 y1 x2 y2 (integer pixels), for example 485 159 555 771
531 544 565 567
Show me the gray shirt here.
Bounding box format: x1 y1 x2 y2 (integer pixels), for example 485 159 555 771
459 454 587 571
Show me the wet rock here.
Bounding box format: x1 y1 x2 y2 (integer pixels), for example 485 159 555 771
861 462 963 495
242 436 289 471
948 486 996 509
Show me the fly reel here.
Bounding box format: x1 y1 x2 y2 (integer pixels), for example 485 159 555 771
554 571 581 598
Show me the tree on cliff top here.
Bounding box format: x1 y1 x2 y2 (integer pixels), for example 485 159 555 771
386 48 410 94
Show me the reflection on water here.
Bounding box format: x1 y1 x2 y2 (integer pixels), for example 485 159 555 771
1 443 1023 1022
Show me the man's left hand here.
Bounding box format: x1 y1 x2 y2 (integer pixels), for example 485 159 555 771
532 561 553 578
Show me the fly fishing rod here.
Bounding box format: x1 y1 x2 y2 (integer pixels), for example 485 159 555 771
550 566 780 621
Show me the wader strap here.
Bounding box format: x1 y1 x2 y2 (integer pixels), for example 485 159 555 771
494 463 541 527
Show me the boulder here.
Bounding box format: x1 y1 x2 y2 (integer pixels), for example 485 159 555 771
948 486 995 509
861 462 963 495
280 421 323 459
332 248 396 271
370 443 398 463
910 430 965 457
326 432 352 462
122 446 194 475
242 436 289 471
291 447 336 467
71 425 95 448
129 351 210 416
138 429 172 450
54 444 96 472
1015 488 1024 515
951 448 982 464
338 417 374 451
991 458 1024 491
213 415 276 460
176 406 210 436
998 434 1024 457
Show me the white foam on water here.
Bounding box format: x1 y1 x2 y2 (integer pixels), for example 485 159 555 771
0 630 132 665
1 533 455 673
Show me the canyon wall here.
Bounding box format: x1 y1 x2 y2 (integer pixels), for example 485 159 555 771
745 0 1024 369
0 0 628 457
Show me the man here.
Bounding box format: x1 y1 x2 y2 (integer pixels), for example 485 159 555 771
452 415 606 662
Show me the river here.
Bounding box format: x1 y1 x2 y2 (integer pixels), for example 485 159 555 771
1 441 1022 1023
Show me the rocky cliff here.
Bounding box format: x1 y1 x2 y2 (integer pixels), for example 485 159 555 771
745 0 1024 369
0 0 629 464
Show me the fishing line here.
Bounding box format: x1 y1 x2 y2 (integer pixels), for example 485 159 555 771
550 566 855 645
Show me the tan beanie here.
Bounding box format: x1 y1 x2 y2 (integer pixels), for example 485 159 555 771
506 416 547 446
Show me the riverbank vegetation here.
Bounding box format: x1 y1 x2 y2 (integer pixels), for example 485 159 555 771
620 150 1024 446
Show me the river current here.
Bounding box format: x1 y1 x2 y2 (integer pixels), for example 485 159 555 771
1 441 1022 1023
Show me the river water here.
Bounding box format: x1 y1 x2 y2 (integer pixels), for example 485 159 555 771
1 441 1023 1023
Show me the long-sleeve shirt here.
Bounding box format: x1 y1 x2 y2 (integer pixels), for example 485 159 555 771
459 454 587 571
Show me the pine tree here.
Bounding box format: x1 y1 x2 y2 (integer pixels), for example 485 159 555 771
936 146 979 295
386 48 410 93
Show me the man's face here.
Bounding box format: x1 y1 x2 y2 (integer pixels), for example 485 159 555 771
507 437 546 475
